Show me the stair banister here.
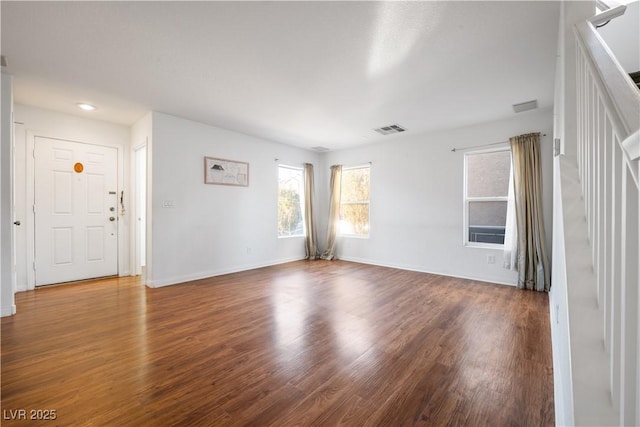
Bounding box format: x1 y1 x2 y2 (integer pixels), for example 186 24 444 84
573 2 640 424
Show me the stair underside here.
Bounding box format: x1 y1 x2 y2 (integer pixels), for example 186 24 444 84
630 71 640 90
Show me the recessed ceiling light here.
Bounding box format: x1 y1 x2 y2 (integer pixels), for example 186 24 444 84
311 146 330 152
77 103 96 111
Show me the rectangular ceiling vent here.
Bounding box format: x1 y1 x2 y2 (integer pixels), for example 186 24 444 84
512 100 538 113
311 146 330 152
374 124 406 136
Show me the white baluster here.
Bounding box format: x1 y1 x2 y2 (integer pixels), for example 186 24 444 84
611 136 623 407
620 165 639 425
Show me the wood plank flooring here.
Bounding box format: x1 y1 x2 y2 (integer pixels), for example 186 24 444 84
1 260 554 426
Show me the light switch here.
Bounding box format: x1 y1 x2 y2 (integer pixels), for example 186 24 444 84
162 200 175 208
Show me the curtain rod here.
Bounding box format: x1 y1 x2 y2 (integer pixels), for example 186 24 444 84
450 133 546 152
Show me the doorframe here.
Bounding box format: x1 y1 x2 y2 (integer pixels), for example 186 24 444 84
25 133 127 289
13 122 27 292
131 140 147 280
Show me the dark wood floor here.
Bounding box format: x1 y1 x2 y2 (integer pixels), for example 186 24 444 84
1 260 554 426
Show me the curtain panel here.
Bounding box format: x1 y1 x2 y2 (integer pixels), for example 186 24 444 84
320 165 342 260
510 133 550 292
303 163 319 259
503 164 518 270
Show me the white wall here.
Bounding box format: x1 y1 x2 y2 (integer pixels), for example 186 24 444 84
598 1 640 74
550 5 573 426
319 109 554 285
550 156 573 427
1 73 15 316
13 104 132 289
149 112 320 287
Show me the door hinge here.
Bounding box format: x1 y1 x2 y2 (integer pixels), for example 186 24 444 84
32 204 35 214
32 148 36 158
33 262 36 271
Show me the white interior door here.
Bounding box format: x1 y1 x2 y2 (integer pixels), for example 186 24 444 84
34 137 118 286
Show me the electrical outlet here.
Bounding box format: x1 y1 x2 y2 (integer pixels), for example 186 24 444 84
246 247 252 255
487 254 495 264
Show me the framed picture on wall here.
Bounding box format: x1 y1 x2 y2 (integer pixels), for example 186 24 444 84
204 156 249 187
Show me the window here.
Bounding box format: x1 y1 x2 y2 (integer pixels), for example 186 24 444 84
464 149 511 246
339 165 370 236
278 165 305 237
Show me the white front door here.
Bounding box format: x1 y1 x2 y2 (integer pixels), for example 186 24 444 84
34 137 118 286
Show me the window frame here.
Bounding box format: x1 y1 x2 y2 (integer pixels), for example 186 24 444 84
338 163 371 238
277 164 305 238
463 147 511 248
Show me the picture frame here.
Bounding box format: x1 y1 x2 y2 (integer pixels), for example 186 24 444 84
204 156 249 187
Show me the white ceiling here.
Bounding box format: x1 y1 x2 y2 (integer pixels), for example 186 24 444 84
1 1 560 151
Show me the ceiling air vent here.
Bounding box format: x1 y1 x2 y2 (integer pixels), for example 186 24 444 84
512 100 538 113
311 146 330 152
374 124 406 135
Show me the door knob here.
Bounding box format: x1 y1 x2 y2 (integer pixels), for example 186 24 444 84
109 217 116 222
13 221 20 226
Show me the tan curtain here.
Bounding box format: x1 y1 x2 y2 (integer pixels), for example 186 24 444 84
303 163 319 260
502 165 518 270
320 165 342 260
510 133 550 291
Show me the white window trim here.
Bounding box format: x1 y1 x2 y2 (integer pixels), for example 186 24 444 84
277 164 305 238
339 164 371 238
463 146 510 249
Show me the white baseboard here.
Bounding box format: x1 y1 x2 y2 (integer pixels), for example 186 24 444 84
148 256 307 288
145 255 517 289
1 304 16 317
337 255 517 287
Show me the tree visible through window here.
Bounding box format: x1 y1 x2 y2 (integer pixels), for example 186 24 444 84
464 149 511 245
278 166 304 237
339 165 370 236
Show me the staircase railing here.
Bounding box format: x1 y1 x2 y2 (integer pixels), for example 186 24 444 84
575 2 640 424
